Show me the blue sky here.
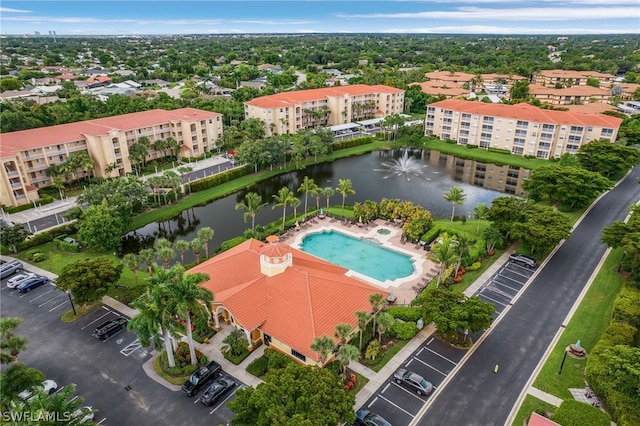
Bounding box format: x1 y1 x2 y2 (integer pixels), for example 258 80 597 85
1 1 639 35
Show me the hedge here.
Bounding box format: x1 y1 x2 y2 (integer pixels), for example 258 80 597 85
246 356 269 377
331 136 374 151
53 234 81 253
389 321 418 340
386 306 423 322
3 194 54 214
218 236 249 254
17 223 77 251
189 165 252 193
612 287 640 326
264 348 293 371
420 226 442 244
550 400 611 426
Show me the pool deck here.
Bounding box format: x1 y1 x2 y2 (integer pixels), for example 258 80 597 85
278 216 439 305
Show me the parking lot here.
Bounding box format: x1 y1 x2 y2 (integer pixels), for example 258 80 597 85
476 260 536 316
2 265 244 425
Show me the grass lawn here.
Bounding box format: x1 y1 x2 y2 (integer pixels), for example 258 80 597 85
351 372 369 394
531 247 626 399
152 356 189 386
511 395 557 426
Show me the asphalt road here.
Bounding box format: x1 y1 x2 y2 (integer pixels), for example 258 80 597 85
415 165 640 426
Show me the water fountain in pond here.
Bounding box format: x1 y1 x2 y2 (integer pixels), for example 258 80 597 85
374 151 429 181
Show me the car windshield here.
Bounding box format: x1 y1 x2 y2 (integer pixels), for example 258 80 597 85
420 379 430 389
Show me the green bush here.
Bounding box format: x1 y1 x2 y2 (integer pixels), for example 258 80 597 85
265 348 292 371
25 251 46 262
3 195 54 214
612 287 640 327
389 321 418 340
466 261 482 271
386 306 423 322
550 400 611 426
246 356 269 377
421 226 442 244
52 234 81 252
465 144 479 149
189 165 252 193
487 147 511 155
17 223 77 251
331 136 373 151
325 361 342 377
365 340 381 360
218 237 248 253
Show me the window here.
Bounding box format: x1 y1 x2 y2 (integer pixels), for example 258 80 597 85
291 349 306 362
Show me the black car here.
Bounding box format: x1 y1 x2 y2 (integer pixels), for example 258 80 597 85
509 253 537 268
92 317 128 340
16 276 49 293
200 377 235 406
355 408 392 426
182 360 221 396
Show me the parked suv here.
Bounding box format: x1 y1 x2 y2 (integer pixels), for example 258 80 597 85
0 259 23 279
92 317 128 340
509 254 537 268
182 360 221 396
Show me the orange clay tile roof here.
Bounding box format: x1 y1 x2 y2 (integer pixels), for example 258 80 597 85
480 73 527 82
528 84 610 97
424 71 475 82
0 108 222 158
561 103 617 114
536 69 615 79
189 238 387 362
429 99 623 128
411 81 468 97
244 84 404 109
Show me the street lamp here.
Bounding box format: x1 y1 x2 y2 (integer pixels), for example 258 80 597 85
67 290 77 316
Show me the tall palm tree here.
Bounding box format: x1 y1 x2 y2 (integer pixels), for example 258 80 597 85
175 239 190 266
128 267 180 367
138 248 156 275
473 202 490 235
51 176 65 200
298 176 319 221
334 323 353 346
355 310 370 351
337 344 360 381
104 162 119 178
235 192 267 233
0 317 28 364
197 226 215 259
336 179 355 217
376 312 395 344
170 267 212 365
0 363 44 408
121 253 140 286
312 186 322 212
290 197 301 222
454 233 473 276
272 187 296 230
154 238 175 269
190 237 205 264
443 187 467 224
429 233 460 287
163 170 181 202
310 335 336 366
368 293 386 341
323 187 335 210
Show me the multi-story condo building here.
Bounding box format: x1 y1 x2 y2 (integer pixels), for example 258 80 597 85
532 70 616 88
425 99 622 159
528 83 611 105
0 108 223 207
243 85 404 136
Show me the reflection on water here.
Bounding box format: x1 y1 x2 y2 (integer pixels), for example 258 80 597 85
124 149 528 256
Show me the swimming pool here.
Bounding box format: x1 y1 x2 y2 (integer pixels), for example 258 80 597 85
300 230 414 282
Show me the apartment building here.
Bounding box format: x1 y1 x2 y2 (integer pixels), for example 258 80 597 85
528 83 611 105
243 84 405 136
0 108 223 207
425 99 622 159
532 70 616 88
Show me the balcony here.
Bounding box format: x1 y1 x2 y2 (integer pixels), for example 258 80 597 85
5 170 19 178
11 182 23 189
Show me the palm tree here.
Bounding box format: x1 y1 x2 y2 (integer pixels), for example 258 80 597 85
272 187 297 230
139 248 156 275
368 293 387 341
235 192 268 233
376 312 395 344
121 253 140 286
336 179 355 217
310 335 336 366
221 330 249 356
323 187 335 210
175 239 190 266
0 317 28 364
298 176 319 221
429 233 460 287
312 186 322 213
334 323 353 346
290 197 301 222
355 310 370 351
197 226 215 259
443 187 467 224
190 237 205 264
473 202 490 235
483 226 504 254
104 162 119 178
337 344 360 381
163 170 181 202
51 176 65 200
14 383 94 425
0 363 44 408
454 233 473 276
171 267 212 365
128 267 180 367
154 238 175 269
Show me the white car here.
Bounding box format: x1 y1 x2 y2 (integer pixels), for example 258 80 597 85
7 272 36 289
71 406 95 423
18 379 58 400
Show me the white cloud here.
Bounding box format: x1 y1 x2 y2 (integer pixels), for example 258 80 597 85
382 25 638 34
0 7 31 13
230 19 314 25
336 7 638 21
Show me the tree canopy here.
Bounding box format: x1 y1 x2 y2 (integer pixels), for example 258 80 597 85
55 257 123 305
577 140 640 180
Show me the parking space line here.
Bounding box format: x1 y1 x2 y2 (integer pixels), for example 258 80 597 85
24 288 54 301
390 381 428 401
39 293 67 307
492 279 522 293
485 285 517 299
412 357 448 377
368 396 379 408
381 382 391 393
426 337 434 346
478 292 507 306
96 417 107 424
378 392 418 416
49 299 69 312
505 267 534 279
81 310 114 330
495 273 526 286
422 347 458 366
120 339 143 357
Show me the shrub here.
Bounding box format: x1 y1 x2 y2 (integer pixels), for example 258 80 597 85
189 165 252 193
264 348 292 371
365 340 381 360
3 195 54 214
386 306 423 322
390 321 418 340
246 356 269 377
325 361 341 377
467 262 482 271
218 237 248 254
25 251 46 263
550 400 611 426
421 226 442 244
53 234 81 252
331 136 373 151
174 341 206 367
612 287 640 327
160 349 200 377
17 223 77 251
465 144 479 149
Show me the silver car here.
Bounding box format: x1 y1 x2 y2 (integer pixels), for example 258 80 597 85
7 272 36 289
393 368 433 395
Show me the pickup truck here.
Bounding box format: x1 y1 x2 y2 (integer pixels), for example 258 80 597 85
182 360 222 396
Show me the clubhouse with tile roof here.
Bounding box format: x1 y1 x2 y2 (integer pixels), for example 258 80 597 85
244 84 405 136
189 236 388 366
0 108 223 207
425 99 623 159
